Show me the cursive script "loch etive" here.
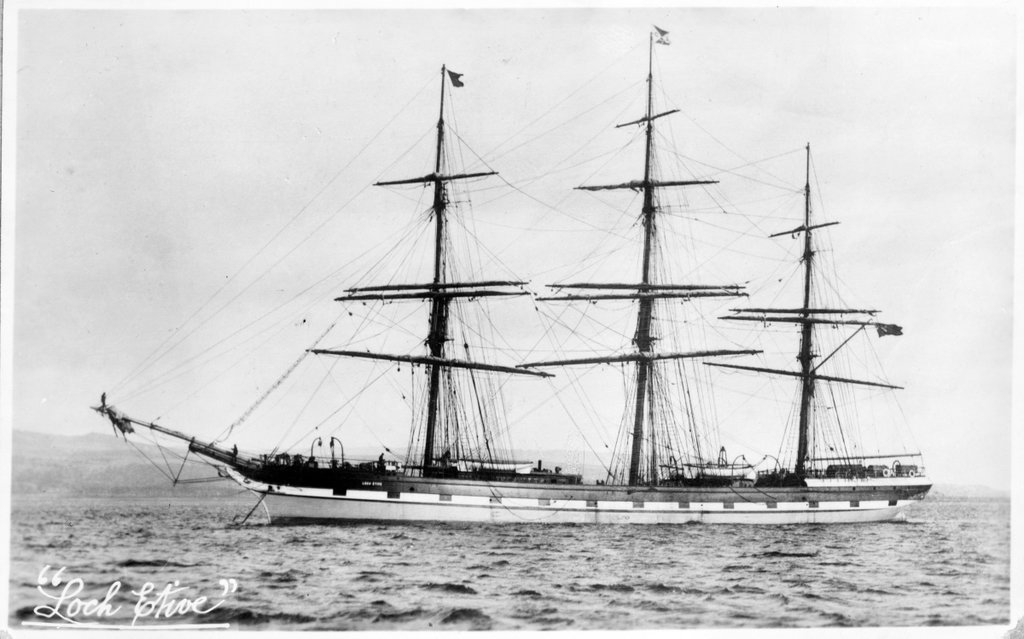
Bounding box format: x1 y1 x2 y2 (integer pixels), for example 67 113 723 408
28 565 240 628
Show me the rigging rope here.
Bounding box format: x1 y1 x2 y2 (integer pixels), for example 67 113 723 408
110 74 437 397
216 320 340 442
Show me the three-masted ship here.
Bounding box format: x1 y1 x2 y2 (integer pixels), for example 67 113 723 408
95 32 931 524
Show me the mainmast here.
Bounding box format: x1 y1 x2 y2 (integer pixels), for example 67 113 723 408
629 33 659 486
521 30 756 486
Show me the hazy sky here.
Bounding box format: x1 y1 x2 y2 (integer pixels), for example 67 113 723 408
3 6 1016 490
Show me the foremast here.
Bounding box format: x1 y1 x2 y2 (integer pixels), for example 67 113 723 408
312 65 549 476
521 32 756 486
91 67 548 477
424 64 452 476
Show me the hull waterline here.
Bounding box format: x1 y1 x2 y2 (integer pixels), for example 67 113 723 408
223 467 928 525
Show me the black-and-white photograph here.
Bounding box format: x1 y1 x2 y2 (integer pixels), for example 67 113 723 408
1 3 1017 634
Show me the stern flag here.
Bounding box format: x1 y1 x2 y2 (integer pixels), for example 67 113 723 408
447 69 464 87
654 25 670 45
875 323 904 337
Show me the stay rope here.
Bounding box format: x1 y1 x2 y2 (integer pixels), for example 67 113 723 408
215 319 340 443
110 73 436 399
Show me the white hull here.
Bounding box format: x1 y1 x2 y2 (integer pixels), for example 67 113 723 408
224 468 921 525
261 493 910 524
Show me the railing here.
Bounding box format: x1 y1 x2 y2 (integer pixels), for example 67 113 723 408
251 453 400 471
752 454 926 480
801 464 926 480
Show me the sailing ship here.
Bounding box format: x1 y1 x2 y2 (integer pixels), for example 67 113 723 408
94 32 931 524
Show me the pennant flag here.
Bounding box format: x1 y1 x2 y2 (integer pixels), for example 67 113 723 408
654 25 670 45
447 69 464 87
875 323 903 337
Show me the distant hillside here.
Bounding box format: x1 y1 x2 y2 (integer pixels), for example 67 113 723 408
7 430 1009 500
7 430 602 500
10 429 241 499
929 483 1010 500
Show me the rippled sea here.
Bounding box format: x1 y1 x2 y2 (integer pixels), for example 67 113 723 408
7 494 1009 630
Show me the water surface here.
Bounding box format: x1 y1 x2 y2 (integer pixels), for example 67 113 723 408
8 495 1009 630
